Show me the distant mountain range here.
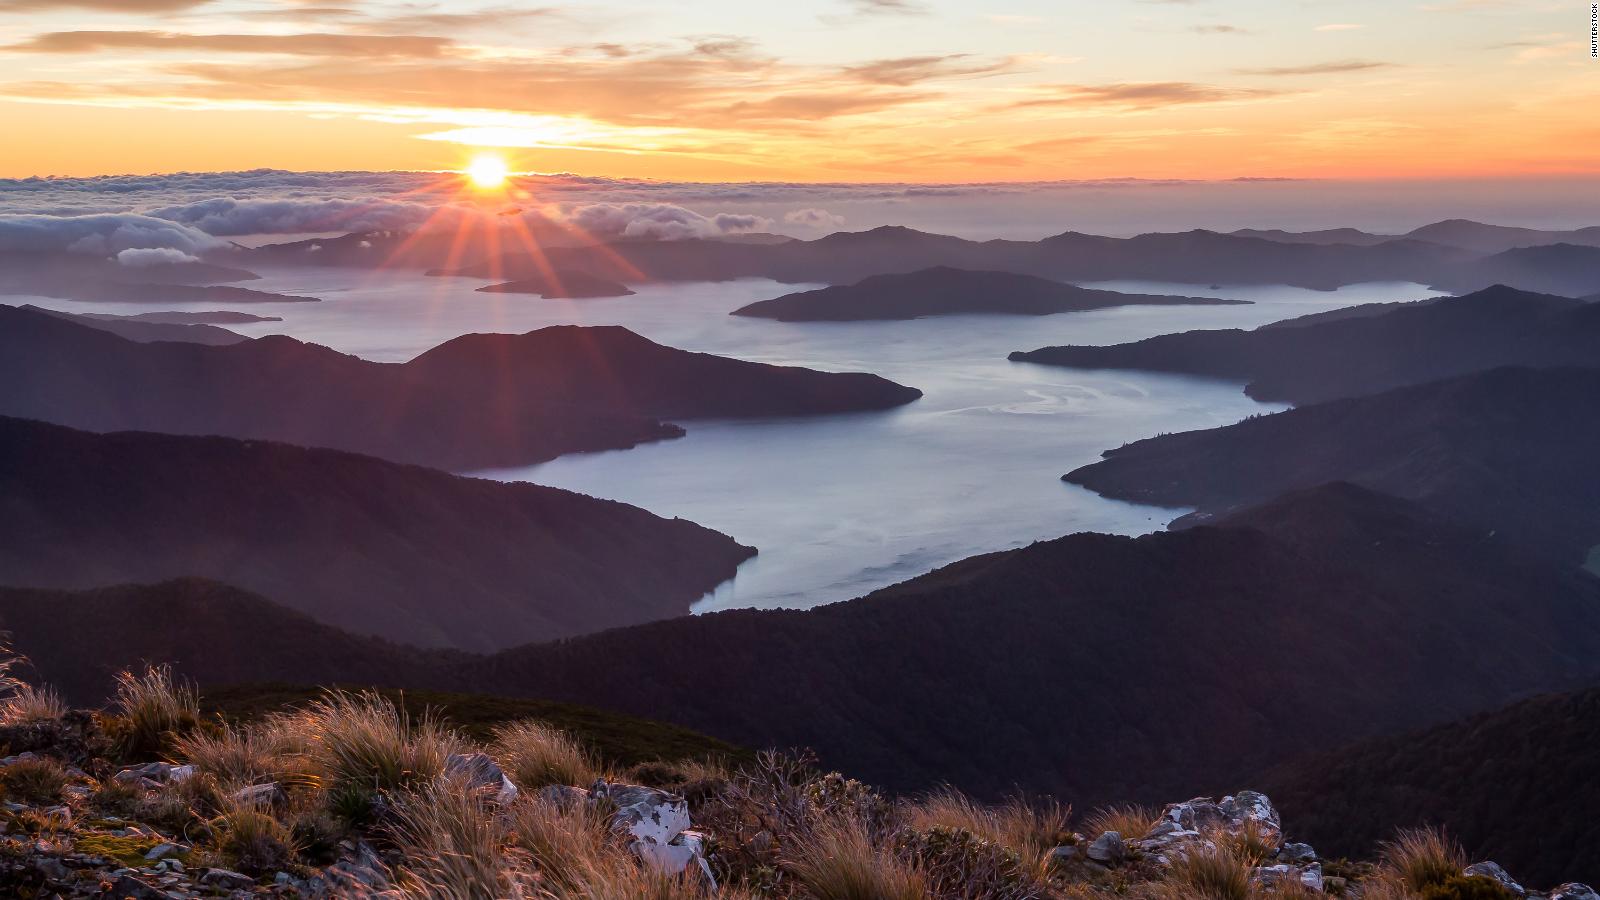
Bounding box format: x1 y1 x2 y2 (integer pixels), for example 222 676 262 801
729 267 1248 321
0 416 756 651
475 271 635 298
229 219 1600 297
1066 366 1600 565
1236 219 1600 254
0 304 919 470
1012 285 1600 405
10 483 1600 810
22 305 251 346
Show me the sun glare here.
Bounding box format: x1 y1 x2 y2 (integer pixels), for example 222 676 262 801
464 153 509 190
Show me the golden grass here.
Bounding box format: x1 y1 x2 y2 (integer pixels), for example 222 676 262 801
1382 827 1466 893
112 664 200 756
0 682 66 725
1081 804 1158 843
491 719 604 790
211 796 299 875
295 690 461 796
1160 844 1255 900
382 776 526 899
783 818 927 900
0 755 69 804
904 788 1071 870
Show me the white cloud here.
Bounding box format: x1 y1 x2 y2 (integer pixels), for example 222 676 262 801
784 208 847 229
147 196 440 236
0 213 222 256
558 202 771 241
115 246 202 267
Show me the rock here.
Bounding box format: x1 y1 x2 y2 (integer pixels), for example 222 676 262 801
31 855 68 879
592 781 714 885
1465 861 1525 896
144 843 178 861
114 762 174 784
0 752 38 766
444 752 518 804
1278 841 1318 863
1254 861 1323 893
535 783 591 807
200 867 254 889
40 805 71 828
1048 845 1079 866
110 873 167 899
1134 790 1282 862
1551 885 1600 900
166 764 195 783
232 782 284 807
1087 831 1126 865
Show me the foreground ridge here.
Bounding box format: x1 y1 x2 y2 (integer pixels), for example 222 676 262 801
0 668 1592 899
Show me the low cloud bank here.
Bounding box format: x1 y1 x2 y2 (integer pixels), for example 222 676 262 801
0 213 223 257
557 202 771 241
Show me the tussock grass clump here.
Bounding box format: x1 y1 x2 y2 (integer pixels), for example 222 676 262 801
905 789 1070 869
0 756 69 804
382 777 524 898
1081 804 1157 843
1160 844 1255 900
0 682 66 725
1383 827 1467 894
112 664 201 757
783 817 927 900
296 690 460 798
507 794 613 894
212 797 298 875
895 824 1046 900
491 719 603 790
173 720 315 792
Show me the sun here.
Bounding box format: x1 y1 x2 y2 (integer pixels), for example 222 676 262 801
464 153 510 190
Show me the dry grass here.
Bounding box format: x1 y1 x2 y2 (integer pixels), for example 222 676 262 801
1081 804 1158 843
783 817 927 900
174 724 297 790
491 719 603 790
905 789 1070 868
382 776 526 899
112 664 200 756
212 796 299 875
507 793 614 894
0 682 66 725
295 690 460 797
1160 844 1255 900
0 756 69 804
1382 827 1467 893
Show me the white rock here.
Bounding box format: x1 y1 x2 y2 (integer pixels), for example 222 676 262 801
592 782 714 884
1551 885 1600 900
1465 861 1525 897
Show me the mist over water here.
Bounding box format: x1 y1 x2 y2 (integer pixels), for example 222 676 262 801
21 273 1442 612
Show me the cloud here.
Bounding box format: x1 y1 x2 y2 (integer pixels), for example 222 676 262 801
843 55 1016 86
0 213 223 256
1015 82 1282 110
843 0 927 15
1232 60 1396 76
147 196 441 235
6 31 455 58
784 208 846 229
559 202 770 241
1190 25 1252 35
0 0 209 9
116 246 201 267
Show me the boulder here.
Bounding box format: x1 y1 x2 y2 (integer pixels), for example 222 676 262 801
113 762 175 784
1464 861 1525 897
1087 831 1126 865
445 752 519 804
233 782 285 807
1254 861 1324 893
200 867 254 889
1551 886 1600 900
1134 790 1282 862
591 781 715 886
1278 841 1318 864
535 784 591 807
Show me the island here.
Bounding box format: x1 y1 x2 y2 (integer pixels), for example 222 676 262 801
729 266 1249 321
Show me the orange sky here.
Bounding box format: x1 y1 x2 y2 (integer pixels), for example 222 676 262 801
0 0 1596 180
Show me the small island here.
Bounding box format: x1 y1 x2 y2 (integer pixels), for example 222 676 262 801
475 270 635 299
729 266 1249 322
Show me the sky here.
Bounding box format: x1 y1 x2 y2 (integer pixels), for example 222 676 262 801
0 0 1596 182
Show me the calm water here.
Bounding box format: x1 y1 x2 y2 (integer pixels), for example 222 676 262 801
21 272 1442 612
